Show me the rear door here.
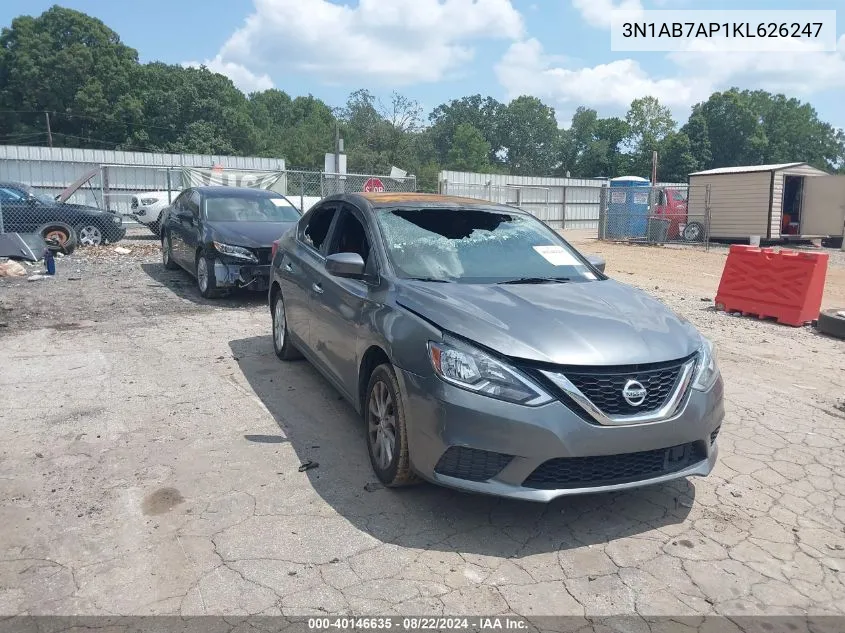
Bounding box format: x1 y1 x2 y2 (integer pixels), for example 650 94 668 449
279 202 339 354
309 203 380 397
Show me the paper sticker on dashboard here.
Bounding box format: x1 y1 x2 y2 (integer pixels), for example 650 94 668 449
533 245 579 266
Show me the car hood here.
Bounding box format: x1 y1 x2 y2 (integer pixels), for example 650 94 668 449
395 279 701 366
208 221 297 248
59 203 110 216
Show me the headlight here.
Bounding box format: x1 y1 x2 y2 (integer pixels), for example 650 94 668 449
111 215 121 224
213 241 258 262
140 198 158 206
427 339 552 406
692 335 720 391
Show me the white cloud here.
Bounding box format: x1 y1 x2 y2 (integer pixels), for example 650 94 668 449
183 56 274 93
205 0 524 89
496 34 845 123
571 0 643 30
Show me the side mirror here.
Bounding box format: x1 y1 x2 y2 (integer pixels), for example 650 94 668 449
586 254 606 274
27 196 37 207
325 252 366 279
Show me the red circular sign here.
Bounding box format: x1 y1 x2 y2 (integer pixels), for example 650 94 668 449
363 178 385 193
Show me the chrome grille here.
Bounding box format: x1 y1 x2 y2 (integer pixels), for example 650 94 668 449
564 362 685 416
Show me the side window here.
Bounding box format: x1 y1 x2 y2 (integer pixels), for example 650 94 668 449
300 204 337 253
189 191 201 216
326 206 376 276
0 187 24 202
171 191 187 212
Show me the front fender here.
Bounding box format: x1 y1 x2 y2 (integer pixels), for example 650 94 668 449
366 302 443 377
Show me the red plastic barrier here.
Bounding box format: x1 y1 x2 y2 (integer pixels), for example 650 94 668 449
715 245 828 327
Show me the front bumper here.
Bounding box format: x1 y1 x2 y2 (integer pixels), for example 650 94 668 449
397 369 724 502
104 225 127 243
213 261 271 291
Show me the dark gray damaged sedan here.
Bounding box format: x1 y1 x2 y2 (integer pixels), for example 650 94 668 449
268 193 724 502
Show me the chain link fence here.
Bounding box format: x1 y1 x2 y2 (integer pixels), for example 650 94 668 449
0 164 416 249
598 184 712 249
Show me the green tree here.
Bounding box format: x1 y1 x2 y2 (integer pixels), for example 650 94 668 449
446 123 491 172
625 96 675 178
657 132 698 182
0 5 139 147
500 96 559 175
680 110 712 171
428 94 504 166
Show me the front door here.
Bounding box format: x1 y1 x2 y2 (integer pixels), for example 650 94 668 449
309 204 378 398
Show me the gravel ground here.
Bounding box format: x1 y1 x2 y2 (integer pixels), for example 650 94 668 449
1 228 844 621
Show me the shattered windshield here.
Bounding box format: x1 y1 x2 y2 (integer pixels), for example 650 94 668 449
204 195 300 222
375 207 601 283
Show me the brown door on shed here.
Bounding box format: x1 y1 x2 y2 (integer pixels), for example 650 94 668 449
801 176 845 236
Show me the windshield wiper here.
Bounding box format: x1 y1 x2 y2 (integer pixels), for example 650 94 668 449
407 277 453 283
497 276 571 285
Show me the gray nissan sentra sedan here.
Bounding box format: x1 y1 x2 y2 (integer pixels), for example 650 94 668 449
268 192 724 502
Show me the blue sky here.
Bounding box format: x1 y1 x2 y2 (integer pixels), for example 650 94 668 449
1 0 843 131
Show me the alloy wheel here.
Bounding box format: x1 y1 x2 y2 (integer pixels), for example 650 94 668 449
78 225 103 246
274 296 286 349
197 257 209 293
368 380 396 470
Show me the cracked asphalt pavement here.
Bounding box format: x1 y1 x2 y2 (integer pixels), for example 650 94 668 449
1 230 844 618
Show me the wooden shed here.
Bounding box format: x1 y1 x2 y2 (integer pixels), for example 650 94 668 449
688 162 831 240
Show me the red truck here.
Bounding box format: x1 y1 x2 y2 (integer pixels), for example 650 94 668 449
651 186 703 242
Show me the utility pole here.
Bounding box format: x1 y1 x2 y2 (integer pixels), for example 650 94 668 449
45 111 53 148
651 150 658 185
334 119 340 175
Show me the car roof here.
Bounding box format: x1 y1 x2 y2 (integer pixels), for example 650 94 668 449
338 192 524 213
192 186 283 198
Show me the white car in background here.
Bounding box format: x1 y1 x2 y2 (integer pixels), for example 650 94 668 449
130 190 181 235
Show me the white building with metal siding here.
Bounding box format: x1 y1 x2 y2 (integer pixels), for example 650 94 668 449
688 162 829 240
438 170 609 229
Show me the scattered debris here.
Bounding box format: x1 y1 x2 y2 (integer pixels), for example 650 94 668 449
700 297 710 302
287 571 297 576
364 482 383 492
730 490 742 498
35 452 43 458
27 274 53 281
0 260 27 278
298 459 319 472
827 543 844 551
113 247 132 255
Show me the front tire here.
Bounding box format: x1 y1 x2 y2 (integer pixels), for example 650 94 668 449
365 364 419 487
196 253 220 299
271 290 302 360
148 220 161 236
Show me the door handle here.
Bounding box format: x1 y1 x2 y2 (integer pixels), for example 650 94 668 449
284 262 293 272
312 282 323 294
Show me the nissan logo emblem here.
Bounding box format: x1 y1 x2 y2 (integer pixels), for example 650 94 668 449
622 379 647 407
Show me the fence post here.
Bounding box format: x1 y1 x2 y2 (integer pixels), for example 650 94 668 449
0 200 4 233
704 184 711 251
561 186 567 230
486 180 492 201
166 169 172 203
300 174 305 213
598 184 608 240
100 165 107 211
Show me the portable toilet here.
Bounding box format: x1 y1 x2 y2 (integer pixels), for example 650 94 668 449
607 176 651 239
